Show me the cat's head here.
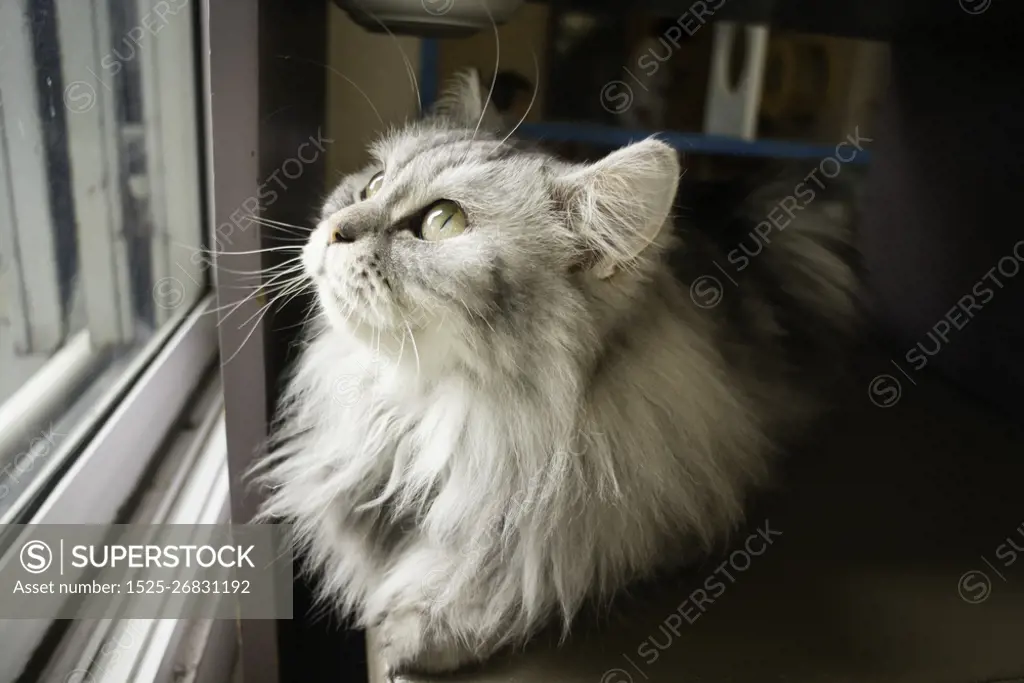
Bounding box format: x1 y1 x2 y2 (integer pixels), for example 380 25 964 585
303 70 680 376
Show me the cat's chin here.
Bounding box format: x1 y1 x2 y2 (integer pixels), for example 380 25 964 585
316 279 443 334
320 298 433 350
322 302 388 336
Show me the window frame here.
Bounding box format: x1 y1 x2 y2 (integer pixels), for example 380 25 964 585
0 0 218 676
204 0 341 681
0 297 219 678
3 0 343 679
202 0 281 679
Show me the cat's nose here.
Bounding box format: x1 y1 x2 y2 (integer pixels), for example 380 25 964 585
329 227 357 245
325 204 377 244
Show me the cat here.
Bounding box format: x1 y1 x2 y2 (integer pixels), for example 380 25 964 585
254 69 860 678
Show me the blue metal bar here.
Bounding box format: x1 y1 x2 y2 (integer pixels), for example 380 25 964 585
516 122 873 164
419 39 439 111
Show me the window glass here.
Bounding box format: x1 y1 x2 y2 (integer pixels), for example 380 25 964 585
0 0 204 520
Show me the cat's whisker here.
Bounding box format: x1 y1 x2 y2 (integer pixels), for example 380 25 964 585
237 220 305 236
469 298 498 337
373 326 382 371
237 220 311 240
258 274 309 305
287 301 321 336
277 310 316 334
395 325 407 369
170 238 215 257
220 298 273 367
209 221 305 243
252 234 310 243
215 268 308 325
204 281 295 316
403 320 421 380
203 257 302 274
496 49 540 149
271 279 314 314
204 245 303 257
294 309 327 346
203 277 306 318
447 296 490 355
228 217 311 239
241 214 305 227
194 251 301 275
167 241 297 278
345 1 421 112
270 307 314 335
235 294 278 332
210 261 304 277
204 260 301 284
276 55 385 129
336 296 353 324
470 1 501 146
243 214 313 232
217 275 301 287
234 275 310 332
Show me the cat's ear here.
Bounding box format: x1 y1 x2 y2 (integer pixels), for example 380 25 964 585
555 139 680 279
430 68 504 131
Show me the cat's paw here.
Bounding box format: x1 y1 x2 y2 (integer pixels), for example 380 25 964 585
378 608 426 675
377 609 478 678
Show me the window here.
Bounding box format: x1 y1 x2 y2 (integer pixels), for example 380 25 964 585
0 0 219 676
0 0 205 517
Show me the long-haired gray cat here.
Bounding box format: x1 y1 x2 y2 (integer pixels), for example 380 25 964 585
256 71 860 677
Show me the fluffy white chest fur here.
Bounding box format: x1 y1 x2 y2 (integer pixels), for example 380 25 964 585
261 301 768 675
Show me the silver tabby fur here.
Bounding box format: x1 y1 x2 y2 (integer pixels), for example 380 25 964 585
255 71 860 676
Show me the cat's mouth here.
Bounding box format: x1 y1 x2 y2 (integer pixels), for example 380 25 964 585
307 243 444 334
318 272 436 334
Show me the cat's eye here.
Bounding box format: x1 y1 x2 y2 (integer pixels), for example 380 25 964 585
421 201 467 241
361 171 384 200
